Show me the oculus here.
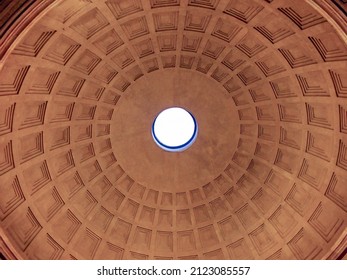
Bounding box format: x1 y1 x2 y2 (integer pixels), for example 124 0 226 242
152 107 198 152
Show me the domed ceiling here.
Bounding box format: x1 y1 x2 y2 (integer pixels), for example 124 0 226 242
0 0 346 260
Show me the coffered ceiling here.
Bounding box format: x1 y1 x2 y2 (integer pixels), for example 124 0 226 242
0 0 346 260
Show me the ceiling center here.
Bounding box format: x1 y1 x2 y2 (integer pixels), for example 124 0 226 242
111 69 239 192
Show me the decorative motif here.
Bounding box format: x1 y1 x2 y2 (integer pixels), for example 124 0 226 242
162 55 177 68
329 69 347 98
211 18 242 43
278 5 326 30
182 35 202 53
249 83 272 102
202 40 225 59
93 64 118 84
90 206 114 233
0 65 30 96
204 249 225 259
176 210 192 227
20 132 44 163
177 230 196 252
211 67 229 82
121 17 149 40
74 103 96 121
337 140 347 171
287 228 322 259
254 18 294 44
235 204 261 230
73 228 101 259
112 77 131 92
278 103 302 123
153 11 179 32
71 50 101 75
188 0 220 10
296 71 329 96
237 66 262 86
82 160 102 182
279 126 301 150
132 227 152 251
222 50 246 71
285 184 313 216
278 45 316 68
103 188 125 212
339 105 347 134
155 231 173 252
60 172 85 199
48 0 92 23
184 12 211 33
256 105 275 121
270 76 297 98
238 107 254 121
274 148 299 174
35 187 65 221
70 8 109 39
0 141 14 176
209 198 228 218
224 0 264 23
92 29 123 55
26 68 60 95
248 224 277 255
306 103 333 130
309 32 347 62
196 57 213 73
126 66 143 81
143 58 159 72
224 188 245 210
28 234 64 260
180 55 195 69
56 75 85 97
308 202 344 242
150 0 180 8
81 82 105 101
0 176 25 221
298 159 326 190
193 205 210 224
74 124 93 142
227 238 254 259
101 152 116 169
306 131 331 162
75 143 95 163
100 243 124 259
255 54 286 77
53 150 75 177
8 208 42 250
50 101 75 123
0 103 15 136
264 169 292 196
106 0 143 19
43 35 80 65
236 34 267 58
13 25 56 57
325 173 347 211
133 39 154 58
198 225 219 249
223 77 241 93
218 216 241 241
269 206 297 238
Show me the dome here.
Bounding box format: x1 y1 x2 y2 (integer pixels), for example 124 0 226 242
0 0 346 260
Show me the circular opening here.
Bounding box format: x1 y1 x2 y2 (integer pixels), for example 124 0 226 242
152 107 198 152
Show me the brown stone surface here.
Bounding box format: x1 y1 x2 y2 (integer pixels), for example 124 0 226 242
0 0 346 260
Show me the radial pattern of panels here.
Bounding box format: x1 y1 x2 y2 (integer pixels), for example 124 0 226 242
0 0 346 260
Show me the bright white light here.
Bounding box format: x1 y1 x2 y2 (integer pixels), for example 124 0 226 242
152 107 197 152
